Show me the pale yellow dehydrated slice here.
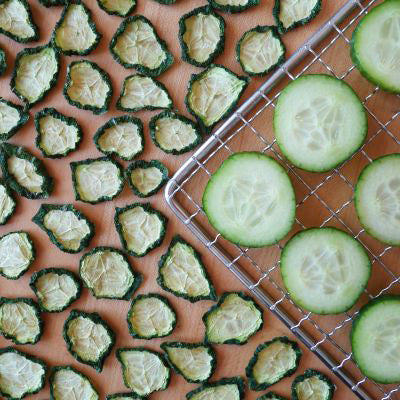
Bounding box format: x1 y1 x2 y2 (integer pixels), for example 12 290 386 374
213 0 248 6
0 100 21 136
278 0 320 30
130 167 163 196
7 155 43 194
295 375 331 400
0 182 15 224
98 0 135 16
189 383 241 400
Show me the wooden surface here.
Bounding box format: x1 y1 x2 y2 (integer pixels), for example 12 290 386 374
0 0 359 399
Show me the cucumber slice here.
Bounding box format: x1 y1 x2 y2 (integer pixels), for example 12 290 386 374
52 1 101 56
185 64 248 132
70 157 124 204
0 347 46 400
117 347 170 396
32 203 94 253
0 47 6 76
50 365 99 400
186 377 245 400
0 97 29 141
110 15 173 77
63 309 115 372
0 180 16 225
158 235 217 302
274 74 367 172
149 111 202 155
79 246 142 300
38 0 67 6
0 231 34 280
114 203 168 257
203 292 263 345
127 293 177 339
117 74 173 113
207 0 259 13
0 0 38 43
161 341 216 383
355 154 400 246
246 337 301 390
64 60 112 115
11 44 59 107
179 6 225 68
292 369 334 400
97 0 136 17
93 115 144 161
236 26 285 76
126 160 168 198
107 394 141 400
257 393 288 400
203 152 295 247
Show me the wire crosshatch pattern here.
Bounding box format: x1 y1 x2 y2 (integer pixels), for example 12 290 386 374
165 1 400 399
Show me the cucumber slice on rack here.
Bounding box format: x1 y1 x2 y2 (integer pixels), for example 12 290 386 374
246 337 301 390
257 393 288 400
97 0 136 17
0 98 29 141
203 151 295 247
107 394 141 400
0 180 16 225
281 227 371 315
274 74 367 172
186 377 245 400
207 0 259 13
0 47 6 76
127 293 177 339
203 292 263 345
39 0 67 6
355 154 400 246
292 369 334 400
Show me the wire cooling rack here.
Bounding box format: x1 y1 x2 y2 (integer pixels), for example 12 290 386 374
165 1 400 398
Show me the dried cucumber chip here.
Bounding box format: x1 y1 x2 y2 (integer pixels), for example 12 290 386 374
0 97 29 141
0 180 16 225
97 0 136 17
39 0 67 6
153 0 176 4
107 394 141 400
292 369 334 400
257 393 288 400
207 0 259 13
0 47 6 75
186 377 245 400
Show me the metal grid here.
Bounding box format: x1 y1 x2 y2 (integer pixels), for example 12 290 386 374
164 1 400 399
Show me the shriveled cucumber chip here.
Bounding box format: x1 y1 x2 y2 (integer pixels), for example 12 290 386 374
114 203 168 257
127 293 176 339
292 369 334 400
0 347 46 400
110 15 173 76
161 341 216 383
70 157 124 204
64 60 112 115
97 0 136 17
0 180 16 225
186 64 248 131
257 393 288 400
94 115 144 161
203 292 263 345
186 377 245 400
39 0 67 6
0 47 6 76
107 394 141 400
158 235 217 302
79 246 142 300
117 74 173 113
63 309 115 372
0 97 29 141
117 347 170 396
207 0 259 13
153 0 176 4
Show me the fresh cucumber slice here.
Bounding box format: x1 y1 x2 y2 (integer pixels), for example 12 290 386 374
355 154 400 246
127 293 177 339
0 97 29 141
0 180 16 225
63 309 115 372
281 227 371 315
207 0 259 13
274 74 367 172
186 377 245 400
257 393 288 400
97 0 136 17
161 341 216 383
236 25 285 76
106 394 141 400
292 369 334 400
39 0 67 6
203 151 295 247
203 292 263 345
246 337 301 390
0 47 6 76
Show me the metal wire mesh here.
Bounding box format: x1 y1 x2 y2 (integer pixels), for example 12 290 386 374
164 1 400 398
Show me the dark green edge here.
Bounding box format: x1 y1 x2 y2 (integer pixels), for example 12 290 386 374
79 246 142 300
257 393 288 400
116 347 171 396
203 291 264 345
32 203 95 253
161 341 217 384
0 297 43 345
0 48 6 76
125 159 169 198
0 347 47 400
70 156 124 204
106 394 144 400
207 0 258 13
149 110 202 155
153 0 176 4
30 267 82 312
157 235 217 302
186 377 245 399
179 6 225 68
93 115 144 161
0 97 29 141
236 25 286 76
291 369 334 400
116 74 173 113
39 0 67 6
185 64 249 134
96 0 136 17
50 365 99 400
110 15 173 77
0 179 16 225
114 202 168 257
246 336 301 391
52 0 102 56
63 309 116 372
10 44 60 108
34 107 83 158
64 60 113 115
127 293 177 339
0 143 54 199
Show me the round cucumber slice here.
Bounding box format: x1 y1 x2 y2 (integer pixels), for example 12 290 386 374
274 74 367 172
203 152 295 247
